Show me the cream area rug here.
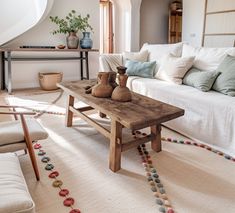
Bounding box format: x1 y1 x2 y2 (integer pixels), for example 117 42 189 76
3 91 235 213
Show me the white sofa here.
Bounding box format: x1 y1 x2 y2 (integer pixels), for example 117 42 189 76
100 43 235 156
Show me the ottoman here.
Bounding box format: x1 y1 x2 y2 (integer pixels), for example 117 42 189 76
0 153 35 213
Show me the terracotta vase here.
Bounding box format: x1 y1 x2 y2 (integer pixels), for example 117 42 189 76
111 67 132 102
92 72 113 98
66 32 79 49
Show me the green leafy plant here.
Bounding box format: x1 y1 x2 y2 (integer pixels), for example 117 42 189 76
50 10 93 35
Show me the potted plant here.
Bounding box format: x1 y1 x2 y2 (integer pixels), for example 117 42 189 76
50 10 93 49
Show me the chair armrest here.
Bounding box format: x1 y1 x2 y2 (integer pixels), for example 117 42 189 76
0 105 35 119
0 111 36 115
0 105 27 109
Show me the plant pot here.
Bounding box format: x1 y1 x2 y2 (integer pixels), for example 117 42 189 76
39 72 63 91
66 32 79 49
80 32 93 49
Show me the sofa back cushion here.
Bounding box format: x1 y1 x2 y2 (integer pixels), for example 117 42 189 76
140 42 184 73
183 68 221 92
156 54 195 84
182 44 235 71
123 50 149 63
212 54 235 96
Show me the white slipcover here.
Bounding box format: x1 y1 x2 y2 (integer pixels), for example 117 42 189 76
99 43 235 155
127 77 235 155
0 153 35 213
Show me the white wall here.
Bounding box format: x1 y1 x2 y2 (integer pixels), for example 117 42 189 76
112 0 131 53
140 0 172 46
130 0 142 51
0 0 52 46
112 0 142 53
182 0 205 47
4 0 99 89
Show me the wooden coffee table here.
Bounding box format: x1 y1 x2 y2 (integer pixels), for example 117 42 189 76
58 80 184 172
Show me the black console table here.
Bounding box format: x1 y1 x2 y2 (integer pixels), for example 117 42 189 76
0 47 99 93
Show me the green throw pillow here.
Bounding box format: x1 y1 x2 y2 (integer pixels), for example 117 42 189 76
183 68 220 92
212 55 235 96
125 60 156 78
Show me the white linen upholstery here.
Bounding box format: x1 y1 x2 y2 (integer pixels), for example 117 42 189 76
0 143 26 153
127 77 235 155
0 153 35 213
99 53 123 72
123 50 149 63
182 44 235 71
140 42 184 72
99 43 184 73
0 119 48 146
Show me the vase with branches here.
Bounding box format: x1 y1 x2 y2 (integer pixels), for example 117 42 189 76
50 10 93 49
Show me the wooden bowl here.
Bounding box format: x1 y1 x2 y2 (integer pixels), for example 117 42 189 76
57 45 66 49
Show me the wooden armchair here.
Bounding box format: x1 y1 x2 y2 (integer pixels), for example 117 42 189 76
0 105 48 180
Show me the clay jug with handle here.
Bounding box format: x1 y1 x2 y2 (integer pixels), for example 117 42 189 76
92 72 113 98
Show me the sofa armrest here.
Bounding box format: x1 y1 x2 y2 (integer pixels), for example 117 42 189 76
99 53 123 72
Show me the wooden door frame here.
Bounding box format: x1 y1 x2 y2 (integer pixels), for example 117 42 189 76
202 0 235 47
100 0 114 53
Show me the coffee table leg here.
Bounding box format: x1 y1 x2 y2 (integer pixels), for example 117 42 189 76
109 119 122 172
65 95 74 127
151 125 162 152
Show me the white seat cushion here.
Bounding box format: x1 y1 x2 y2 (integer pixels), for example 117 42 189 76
0 153 35 213
0 119 48 146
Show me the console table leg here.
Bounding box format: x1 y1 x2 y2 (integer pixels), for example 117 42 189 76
109 120 122 172
80 52 84 80
85 51 89 80
65 95 74 127
151 124 162 152
7 51 12 94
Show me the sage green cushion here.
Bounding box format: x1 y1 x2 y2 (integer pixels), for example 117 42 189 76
125 60 156 78
213 55 235 96
183 68 220 92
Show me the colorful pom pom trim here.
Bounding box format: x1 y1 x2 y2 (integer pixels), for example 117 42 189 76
34 143 81 213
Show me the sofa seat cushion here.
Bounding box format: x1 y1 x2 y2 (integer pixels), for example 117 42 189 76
0 119 48 146
0 153 35 213
127 77 235 155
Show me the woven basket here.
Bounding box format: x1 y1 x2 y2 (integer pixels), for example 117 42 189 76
38 72 63 91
